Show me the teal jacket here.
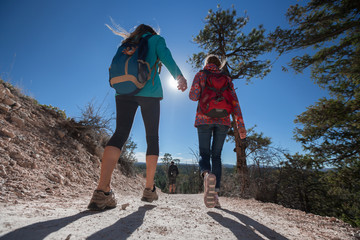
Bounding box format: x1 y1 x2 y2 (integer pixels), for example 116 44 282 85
136 33 182 98
115 33 182 98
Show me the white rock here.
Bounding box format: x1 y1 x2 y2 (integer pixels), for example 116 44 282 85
0 103 11 113
0 128 16 138
12 102 21 110
11 115 25 127
3 97 16 106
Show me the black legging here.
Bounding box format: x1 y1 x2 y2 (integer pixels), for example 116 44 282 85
107 95 160 155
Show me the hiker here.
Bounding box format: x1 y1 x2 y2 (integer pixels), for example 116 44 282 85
189 54 246 208
168 161 179 194
88 23 187 210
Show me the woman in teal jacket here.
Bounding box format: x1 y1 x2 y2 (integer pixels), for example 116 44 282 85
88 24 187 210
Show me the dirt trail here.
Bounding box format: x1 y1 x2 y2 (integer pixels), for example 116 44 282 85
1 191 358 240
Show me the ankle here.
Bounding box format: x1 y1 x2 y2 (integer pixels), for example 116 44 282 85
202 171 210 178
145 185 156 192
96 187 111 193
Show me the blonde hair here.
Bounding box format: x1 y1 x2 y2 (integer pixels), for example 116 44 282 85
105 17 130 39
204 54 226 69
106 17 160 44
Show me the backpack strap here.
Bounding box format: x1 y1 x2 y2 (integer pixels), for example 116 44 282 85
149 58 161 85
138 34 161 85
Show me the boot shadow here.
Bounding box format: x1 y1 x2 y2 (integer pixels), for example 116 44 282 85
0 210 102 240
208 208 289 240
86 204 156 240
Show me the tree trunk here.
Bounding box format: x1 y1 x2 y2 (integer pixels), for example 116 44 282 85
231 113 249 194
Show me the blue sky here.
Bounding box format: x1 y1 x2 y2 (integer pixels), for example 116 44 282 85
0 0 328 165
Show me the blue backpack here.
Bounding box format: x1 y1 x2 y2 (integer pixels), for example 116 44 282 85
109 34 160 96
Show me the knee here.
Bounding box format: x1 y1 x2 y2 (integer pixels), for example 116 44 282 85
146 135 159 155
211 149 223 160
211 154 222 165
199 147 210 157
106 132 128 150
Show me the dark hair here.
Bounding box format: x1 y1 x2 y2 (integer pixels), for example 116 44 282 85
204 54 226 68
123 24 158 44
206 56 221 67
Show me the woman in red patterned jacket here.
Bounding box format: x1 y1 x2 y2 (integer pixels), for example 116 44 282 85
189 54 246 208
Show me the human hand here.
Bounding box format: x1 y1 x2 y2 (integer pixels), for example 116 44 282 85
177 75 187 92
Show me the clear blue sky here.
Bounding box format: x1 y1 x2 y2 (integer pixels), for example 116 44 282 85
0 0 327 165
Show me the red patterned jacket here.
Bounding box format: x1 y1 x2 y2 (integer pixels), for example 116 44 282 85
189 63 246 139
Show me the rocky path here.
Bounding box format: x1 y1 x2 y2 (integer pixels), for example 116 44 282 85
0 192 358 240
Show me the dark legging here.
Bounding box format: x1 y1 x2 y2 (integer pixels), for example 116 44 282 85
106 95 160 155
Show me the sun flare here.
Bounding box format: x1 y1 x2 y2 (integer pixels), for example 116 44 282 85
168 77 178 90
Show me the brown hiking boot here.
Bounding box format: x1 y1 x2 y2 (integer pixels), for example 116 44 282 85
87 190 117 211
141 185 158 203
204 173 216 208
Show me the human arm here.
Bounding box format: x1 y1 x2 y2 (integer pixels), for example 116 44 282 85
230 81 247 139
155 37 187 91
189 71 204 101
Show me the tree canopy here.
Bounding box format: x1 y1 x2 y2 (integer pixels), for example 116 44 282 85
270 0 360 226
270 0 360 166
189 5 273 82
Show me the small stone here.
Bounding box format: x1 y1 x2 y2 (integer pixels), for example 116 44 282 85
0 128 16 138
0 103 11 113
4 88 14 98
121 203 130 210
76 144 82 152
3 98 16 106
12 102 21 110
10 115 25 127
46 172 64 184
57 130 66 139
0 165 7 177
9 151 24 160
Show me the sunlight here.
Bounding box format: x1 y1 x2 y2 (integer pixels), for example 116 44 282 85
167 77 178 91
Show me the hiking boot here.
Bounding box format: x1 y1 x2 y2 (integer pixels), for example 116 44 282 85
214 194 221 209
204 173 216 208
87 189 117 211
141 185 158 203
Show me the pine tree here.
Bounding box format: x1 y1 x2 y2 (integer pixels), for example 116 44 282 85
270 0 360 165
270 0 360 226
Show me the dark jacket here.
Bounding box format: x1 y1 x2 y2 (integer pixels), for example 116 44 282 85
168 164 179 178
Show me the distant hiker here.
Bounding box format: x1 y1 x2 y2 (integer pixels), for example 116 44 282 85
88 23 187 210
168 161 179 194
189 54 246 208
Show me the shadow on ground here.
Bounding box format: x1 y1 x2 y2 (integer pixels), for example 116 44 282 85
208 208 289 240
86 204 156 240
0 205 157 240
0 210 101 240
